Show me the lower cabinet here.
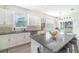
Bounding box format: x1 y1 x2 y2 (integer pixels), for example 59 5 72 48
31 39 43 53
8 43 31 53
31 39 52 53
0 35 9 51
8 33 31 48
0 32 31 53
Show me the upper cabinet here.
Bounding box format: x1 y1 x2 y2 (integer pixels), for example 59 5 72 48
26 14 41 30
29 14 41 27
4 9 13 26
0 6 58 31
0 8 13 26
0 8 5 25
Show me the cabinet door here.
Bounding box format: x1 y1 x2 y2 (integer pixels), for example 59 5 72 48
0 35 9 51
14 33 31 45
31 39 42 53
8 34 23 47
4 10 13 25
9 33 30 48
0 9 5 25
29 14 41 27
8 34 16 47
22 33 31 43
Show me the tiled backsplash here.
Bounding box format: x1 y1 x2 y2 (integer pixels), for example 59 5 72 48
0 25 12 33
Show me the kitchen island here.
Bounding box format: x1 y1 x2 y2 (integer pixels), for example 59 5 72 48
31 32 76 53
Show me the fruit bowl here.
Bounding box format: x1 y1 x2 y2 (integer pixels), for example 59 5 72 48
49 31 57 40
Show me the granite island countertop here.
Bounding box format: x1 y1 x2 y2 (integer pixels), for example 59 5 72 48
31 32 76 52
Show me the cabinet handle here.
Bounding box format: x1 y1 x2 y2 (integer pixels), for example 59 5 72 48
37 46 41 53
37 47 40 53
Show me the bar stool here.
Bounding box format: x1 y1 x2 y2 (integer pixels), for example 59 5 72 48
69 37 78 53
65 43 72 53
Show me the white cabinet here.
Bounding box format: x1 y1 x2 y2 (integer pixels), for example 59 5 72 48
8 33 30 48
0 35 9 51
4 10 13 25
8 32 31 53
0 8 13 26
8 34 17 47
31 39 43 53
0 8 5 25
31 39 53 53
0 32 31 52
29 14 41 26
22 33 31 43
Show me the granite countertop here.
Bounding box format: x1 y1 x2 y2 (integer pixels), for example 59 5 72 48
0 25 41 35
31 32 75 52
0 30 40 35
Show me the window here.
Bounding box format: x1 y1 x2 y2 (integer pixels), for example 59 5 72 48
15 13 29 28
60 21 73 33
45 17 54 31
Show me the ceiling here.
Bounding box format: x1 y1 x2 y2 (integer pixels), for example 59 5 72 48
17 5 79 17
